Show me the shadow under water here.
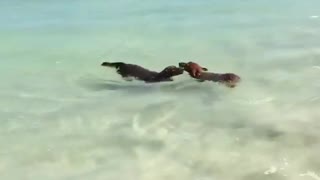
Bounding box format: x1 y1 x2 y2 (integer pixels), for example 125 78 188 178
77 75 223 96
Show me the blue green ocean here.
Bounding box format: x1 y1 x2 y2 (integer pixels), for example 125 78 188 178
1 0 320 179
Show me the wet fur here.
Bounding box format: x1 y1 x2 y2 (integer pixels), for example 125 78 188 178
179 62 241 88
101 62 184 83
179 61 208 78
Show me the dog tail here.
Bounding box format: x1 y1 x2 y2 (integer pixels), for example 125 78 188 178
101 62 125 68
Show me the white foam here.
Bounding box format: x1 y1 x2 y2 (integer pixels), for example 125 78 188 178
264 166 278 175
312 66 320 70
310 15 319 19
300 171 320 180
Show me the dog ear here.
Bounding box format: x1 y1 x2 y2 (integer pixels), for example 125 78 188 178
202 67 208 71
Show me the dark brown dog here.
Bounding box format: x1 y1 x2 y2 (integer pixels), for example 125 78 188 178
101 62 184 83
179 62 241 88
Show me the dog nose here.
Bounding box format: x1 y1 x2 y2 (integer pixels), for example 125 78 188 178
178 62 186 67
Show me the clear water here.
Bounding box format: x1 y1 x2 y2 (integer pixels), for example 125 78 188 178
1 0 320 180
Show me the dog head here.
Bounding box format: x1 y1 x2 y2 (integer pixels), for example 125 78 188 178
157 66 184 79
218 73 241 88
178 61 208 77
162 66 184 76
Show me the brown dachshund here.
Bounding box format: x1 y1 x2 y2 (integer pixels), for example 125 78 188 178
179 61 241 88
101 62 184 83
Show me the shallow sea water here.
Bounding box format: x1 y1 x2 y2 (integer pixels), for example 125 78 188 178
1 0 320 180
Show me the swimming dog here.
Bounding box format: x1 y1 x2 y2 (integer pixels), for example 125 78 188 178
179 61 240 88
101 62 184 83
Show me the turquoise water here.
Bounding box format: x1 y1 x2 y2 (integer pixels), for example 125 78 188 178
1 0 320 179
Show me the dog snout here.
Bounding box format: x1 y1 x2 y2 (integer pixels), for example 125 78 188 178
178 62 187 68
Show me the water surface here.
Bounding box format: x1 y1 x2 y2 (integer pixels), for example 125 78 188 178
1 0 320 180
